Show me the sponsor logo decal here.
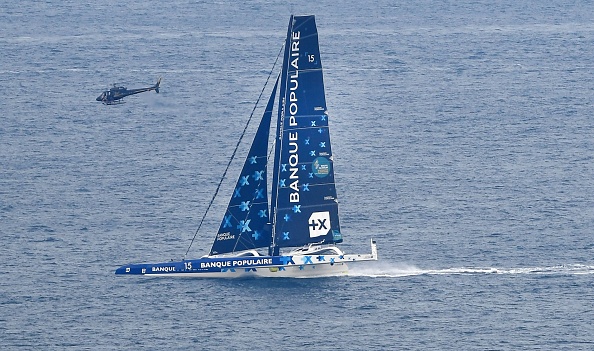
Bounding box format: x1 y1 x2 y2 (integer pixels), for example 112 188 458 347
308 211 331 237
312 157 330 178
332 230 342 242
286 29 301 204
152 266 176 272
200 258 273 269
216 232 235 241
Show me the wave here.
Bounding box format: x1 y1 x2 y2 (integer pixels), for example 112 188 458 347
347 262 594 278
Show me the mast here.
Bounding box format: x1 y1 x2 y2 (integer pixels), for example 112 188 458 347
270 15 295 255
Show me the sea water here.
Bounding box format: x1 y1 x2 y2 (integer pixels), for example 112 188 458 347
1 1 593 350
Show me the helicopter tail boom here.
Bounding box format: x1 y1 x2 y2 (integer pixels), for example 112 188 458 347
154 77 162 93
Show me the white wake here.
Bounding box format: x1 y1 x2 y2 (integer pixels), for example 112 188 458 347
347 262 594 278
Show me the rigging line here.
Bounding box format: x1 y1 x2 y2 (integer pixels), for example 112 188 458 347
183 44 284 260
267 138 276 161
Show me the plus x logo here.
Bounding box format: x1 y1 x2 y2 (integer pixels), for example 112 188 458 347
309 218 328 230
308 211 331 238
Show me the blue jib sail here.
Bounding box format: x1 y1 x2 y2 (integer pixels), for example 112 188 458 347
210 79 278 255
271 15 343 249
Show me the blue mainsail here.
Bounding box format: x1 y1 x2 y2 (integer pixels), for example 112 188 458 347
271 15 342 249
209 79 278 255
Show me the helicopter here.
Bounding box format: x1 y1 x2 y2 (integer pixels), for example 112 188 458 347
97 77 161 105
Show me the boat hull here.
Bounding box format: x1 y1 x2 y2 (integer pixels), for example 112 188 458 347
115 241 377 278
116 256 367 278
119 262 349 278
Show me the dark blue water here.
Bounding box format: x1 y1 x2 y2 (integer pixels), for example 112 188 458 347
2 1 594 350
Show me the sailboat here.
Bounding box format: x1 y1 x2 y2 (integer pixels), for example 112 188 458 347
115 15 378 278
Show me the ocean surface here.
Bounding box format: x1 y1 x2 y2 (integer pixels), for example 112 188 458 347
1 0 594 350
